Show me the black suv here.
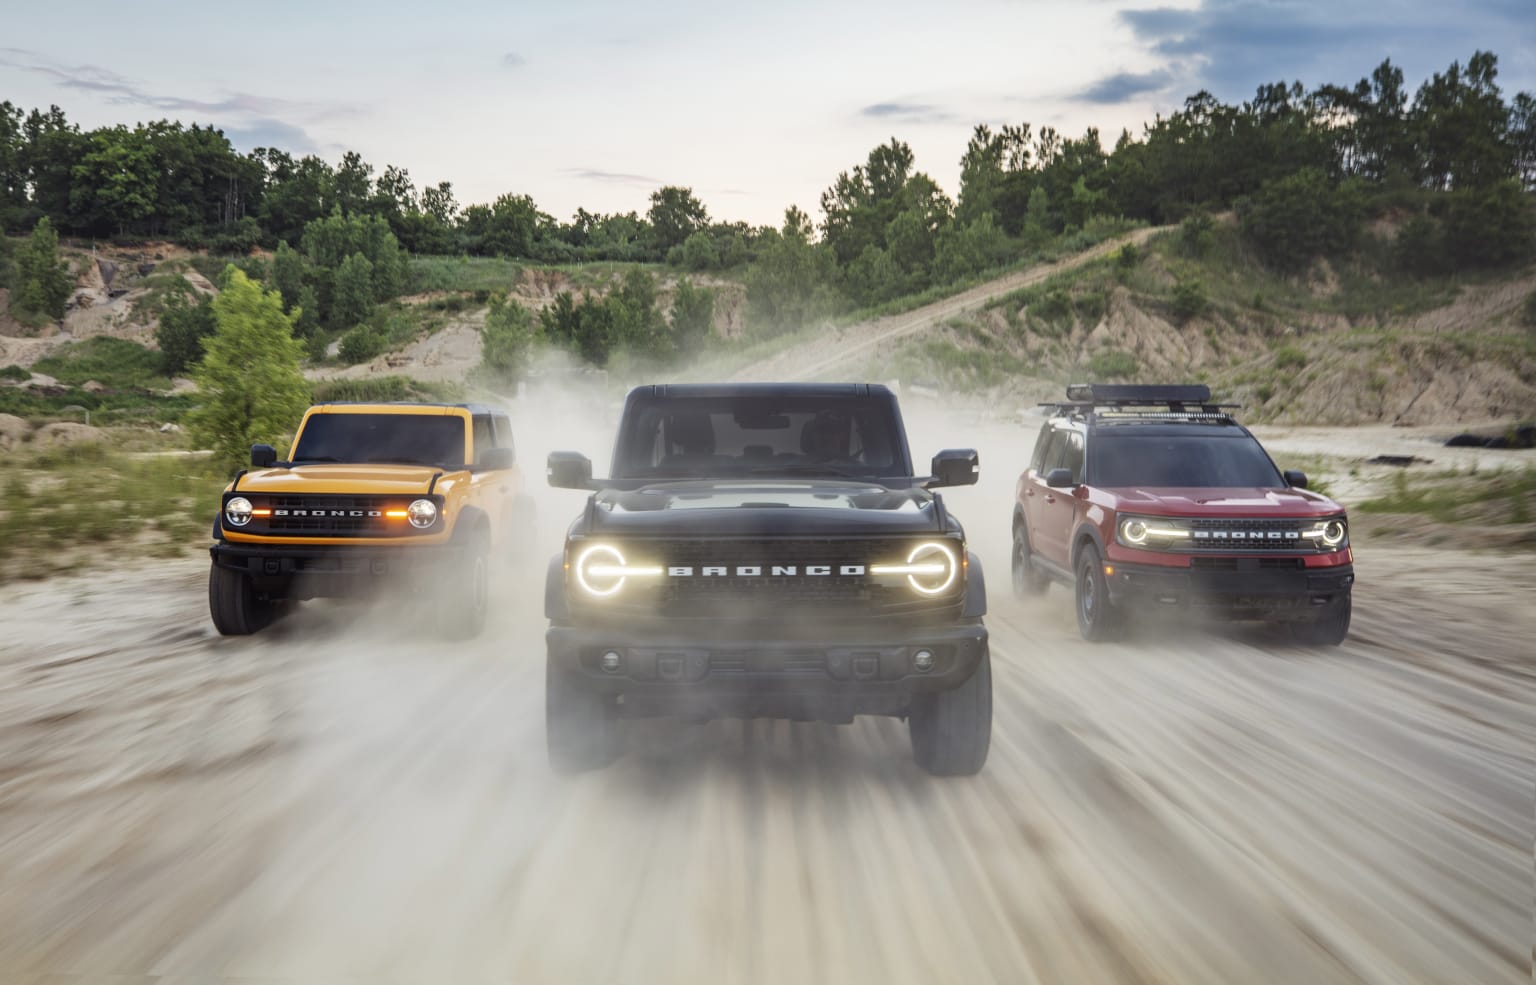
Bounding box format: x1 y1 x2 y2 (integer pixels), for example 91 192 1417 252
544 383 991 775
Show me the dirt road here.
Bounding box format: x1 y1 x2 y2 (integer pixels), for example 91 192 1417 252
731 227 1169 384
0 413 1531 984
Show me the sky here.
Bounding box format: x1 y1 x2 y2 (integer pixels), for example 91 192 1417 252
2 0 1533 227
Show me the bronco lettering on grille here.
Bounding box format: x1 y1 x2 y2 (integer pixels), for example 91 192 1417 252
273 509 385 517
666 564 867 577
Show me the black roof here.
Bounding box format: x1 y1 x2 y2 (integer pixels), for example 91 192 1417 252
629 383 893 399
311 401 505 415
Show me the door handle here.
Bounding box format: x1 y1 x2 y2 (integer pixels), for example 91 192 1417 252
1044 495 1057 504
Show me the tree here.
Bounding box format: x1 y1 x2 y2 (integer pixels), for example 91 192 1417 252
745 206 840 334
331 252 376 327
669 277 715 353
648 186 709 252
333 150 374 215
677 230 720 270
187 268 310 473
1238 168 1363 271
12 216 73 320
154 288 217 375
480 293 538 382
270 240 306 312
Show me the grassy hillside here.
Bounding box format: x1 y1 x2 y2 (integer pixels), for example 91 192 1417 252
869 216 1536 425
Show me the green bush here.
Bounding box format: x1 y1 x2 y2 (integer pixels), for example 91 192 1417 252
337 322 387 364
1179 210 1216 257
0 364 29 382
1169 277 1208 322
1393 214 1444 276
1073 289 1107 325
1088 348 1138 379
1273 344 1308 369
1238 168 1364 272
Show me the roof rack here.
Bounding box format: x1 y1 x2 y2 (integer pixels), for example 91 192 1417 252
1040 383 1240 421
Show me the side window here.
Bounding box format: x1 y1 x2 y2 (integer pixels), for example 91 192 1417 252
1028 423 1053 473
472 415 494 463
493 414 515 463
1060 430 1085 484
1039 428 1068 475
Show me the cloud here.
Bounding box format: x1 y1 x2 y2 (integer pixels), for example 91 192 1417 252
501 52 527 69
0 47 358 122
564 167 661 187
1075 69 1174 103
1115 0 1536 99
220 118 322 155
858 101 955 125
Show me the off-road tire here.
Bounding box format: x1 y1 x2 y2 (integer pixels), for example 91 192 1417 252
546 651 618 773
909 647 992 776
1290 593 1351 646
1011 521 1050 598
442 537 490 640
208 562 279 636
1074 544 1122 642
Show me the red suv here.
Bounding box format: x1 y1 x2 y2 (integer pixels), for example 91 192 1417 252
1011 384 1353 644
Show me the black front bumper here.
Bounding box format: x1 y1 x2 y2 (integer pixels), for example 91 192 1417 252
547 620 988 721
210 540 464 599
1106 559 1353 619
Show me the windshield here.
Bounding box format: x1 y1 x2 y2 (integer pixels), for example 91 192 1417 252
1088 431 1284 488
612 395 910 480
291 413 466 467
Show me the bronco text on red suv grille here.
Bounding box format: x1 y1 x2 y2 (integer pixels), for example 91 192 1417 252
1011 383 1354 645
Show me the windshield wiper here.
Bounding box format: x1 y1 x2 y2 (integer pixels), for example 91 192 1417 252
290 456 342 464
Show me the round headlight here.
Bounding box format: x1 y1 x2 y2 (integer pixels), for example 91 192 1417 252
905 541 958 596
407 498 438 529
224 496 253 527
575 544 628 597
1321 519 1346 547
1120 518 1148 544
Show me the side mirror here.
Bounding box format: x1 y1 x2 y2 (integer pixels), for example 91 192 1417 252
251 444 277 469
1045 467 1076 489
1283 469 1308 489
927 448 979 487
477 447 514 471
548 450 595 490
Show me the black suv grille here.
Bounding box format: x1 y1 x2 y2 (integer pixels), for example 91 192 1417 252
588 537 960 619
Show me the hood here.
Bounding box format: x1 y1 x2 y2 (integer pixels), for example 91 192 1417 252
1105 486 1343 516
232 464 458 496
583 479 950 536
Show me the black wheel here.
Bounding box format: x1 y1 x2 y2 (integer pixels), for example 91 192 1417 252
1074 544 1121 642
1011 520 1050 598
208 561 279 636
1289 593 1351 646
441 543 489 640
546 649 617 773
909 647 992 776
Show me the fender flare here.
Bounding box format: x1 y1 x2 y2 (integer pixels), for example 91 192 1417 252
544 553 569 621
963 550 987 618
1070 522 1108 570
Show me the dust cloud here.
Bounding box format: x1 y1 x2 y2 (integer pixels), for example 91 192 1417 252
0 388 1531 984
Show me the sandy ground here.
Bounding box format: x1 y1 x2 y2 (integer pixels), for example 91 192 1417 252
0 412 1532 985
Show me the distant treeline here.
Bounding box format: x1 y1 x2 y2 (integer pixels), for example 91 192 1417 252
2 51 1534 335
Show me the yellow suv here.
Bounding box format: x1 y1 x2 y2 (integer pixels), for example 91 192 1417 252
208 402 529 637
